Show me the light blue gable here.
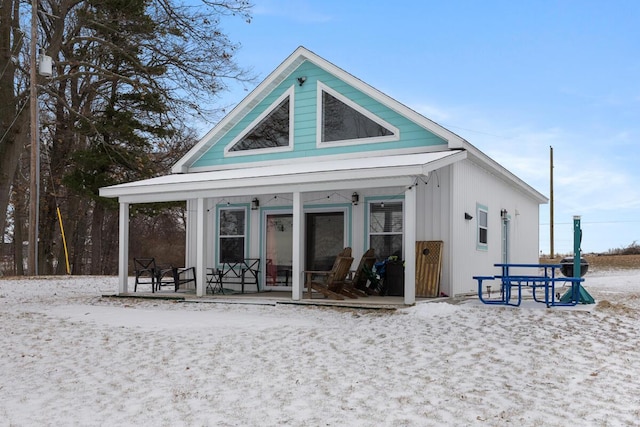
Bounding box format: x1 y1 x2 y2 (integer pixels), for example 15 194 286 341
191 60 447 169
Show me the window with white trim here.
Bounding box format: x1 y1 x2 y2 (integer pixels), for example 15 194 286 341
322 91 394 142
369 201 403 260
317 82 399 146
218 208 246 263
477 205 488 248
225 86 294 155
229 97 290 152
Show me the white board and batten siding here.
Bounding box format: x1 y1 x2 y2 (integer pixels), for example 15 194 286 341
449 159 541 295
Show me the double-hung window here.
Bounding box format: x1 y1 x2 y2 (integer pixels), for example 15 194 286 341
218 208 246 263
369 201 403 260
477 205 488 249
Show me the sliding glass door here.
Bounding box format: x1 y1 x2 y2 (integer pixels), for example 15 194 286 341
305 212 345 271
263 209 346 289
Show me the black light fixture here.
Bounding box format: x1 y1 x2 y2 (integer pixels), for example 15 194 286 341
351 192 359 205
500 209 508 219
251 198 260 210
464 212 473 220
297 76 307 86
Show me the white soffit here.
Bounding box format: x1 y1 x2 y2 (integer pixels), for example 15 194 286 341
100 150 466 202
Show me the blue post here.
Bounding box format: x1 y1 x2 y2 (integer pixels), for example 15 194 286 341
572 215 581 302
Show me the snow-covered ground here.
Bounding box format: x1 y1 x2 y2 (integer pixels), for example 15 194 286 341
1 270 639 426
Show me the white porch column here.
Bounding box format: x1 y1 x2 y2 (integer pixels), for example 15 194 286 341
185 200 196 268
403 184 417 305
291 191 304 301
195 197 207 297
118 201 129 294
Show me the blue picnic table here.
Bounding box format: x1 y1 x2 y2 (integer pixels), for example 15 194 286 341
474 263 584 307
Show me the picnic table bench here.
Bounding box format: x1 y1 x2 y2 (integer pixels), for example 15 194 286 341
474 263 584 307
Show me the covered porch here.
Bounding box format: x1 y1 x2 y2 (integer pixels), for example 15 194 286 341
100 150 466 306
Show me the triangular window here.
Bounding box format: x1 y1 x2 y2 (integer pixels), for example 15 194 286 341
228 91 292 153
320 84 397 144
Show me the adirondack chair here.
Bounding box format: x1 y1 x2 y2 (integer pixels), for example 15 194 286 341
342 248 376 298
304 248 354 300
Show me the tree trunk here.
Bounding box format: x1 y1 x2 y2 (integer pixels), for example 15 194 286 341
39 190 59 275
102 209 119 274
0 0 28 254
89 202 103 275
11 179 25 276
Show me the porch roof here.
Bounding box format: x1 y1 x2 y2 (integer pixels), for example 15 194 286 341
100 150 467 203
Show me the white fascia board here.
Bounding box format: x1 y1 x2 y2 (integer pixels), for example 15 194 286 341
101 150 464 203
186 145 447 174
422 150 467 174
105 164 427 200
114 176 417 204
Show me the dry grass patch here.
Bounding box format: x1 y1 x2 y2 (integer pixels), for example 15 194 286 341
542 254 640 270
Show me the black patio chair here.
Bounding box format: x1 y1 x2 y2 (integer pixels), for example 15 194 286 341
133 258 157 292
156 266 197 292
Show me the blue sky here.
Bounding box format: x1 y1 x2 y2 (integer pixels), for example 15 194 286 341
208 0 640 255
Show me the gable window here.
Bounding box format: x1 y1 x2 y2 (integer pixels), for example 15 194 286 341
225 87 294 155
477 204 488 249
369 201 403 260
219 208 246 263
230 97 289 151
317 82 398 146
322 92 394 142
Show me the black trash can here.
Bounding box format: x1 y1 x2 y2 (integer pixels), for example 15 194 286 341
560 257 589 277
385 262 405 296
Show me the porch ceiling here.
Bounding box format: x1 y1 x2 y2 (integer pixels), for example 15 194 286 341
100 150 466 203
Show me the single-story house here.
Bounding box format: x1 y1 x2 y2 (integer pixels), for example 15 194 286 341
99 46 547 305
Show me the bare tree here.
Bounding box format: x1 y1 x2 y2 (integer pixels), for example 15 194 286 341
1 0 253 274
0 0 29 254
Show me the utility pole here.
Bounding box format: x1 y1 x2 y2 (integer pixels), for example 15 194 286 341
28 0 39 275
550 146 554 259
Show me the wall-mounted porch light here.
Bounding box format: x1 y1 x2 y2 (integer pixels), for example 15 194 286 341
351 192 359 205
251 198 260 210
464 212 473 220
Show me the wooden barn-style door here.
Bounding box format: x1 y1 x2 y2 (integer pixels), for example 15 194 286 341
415 241 443 297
